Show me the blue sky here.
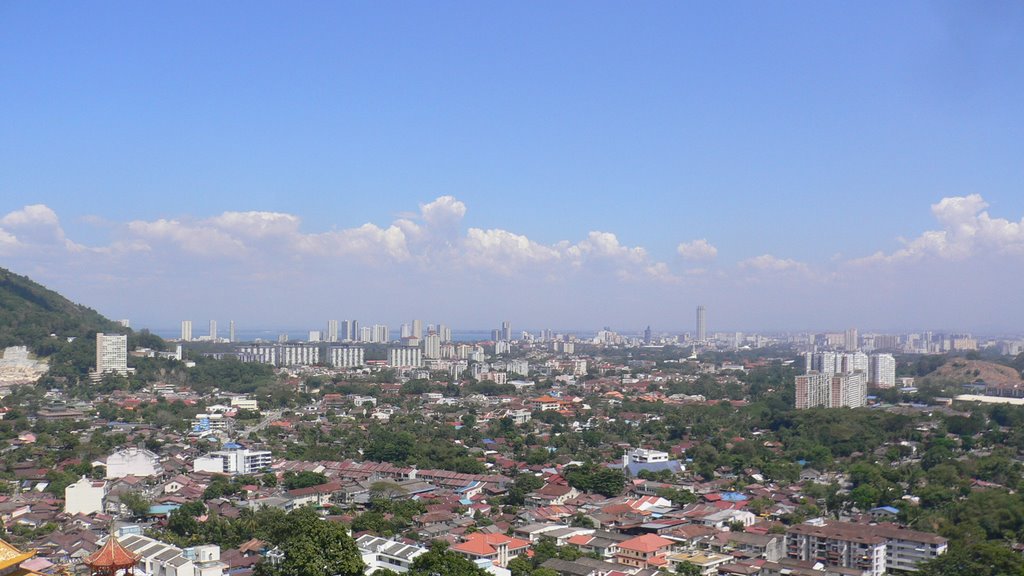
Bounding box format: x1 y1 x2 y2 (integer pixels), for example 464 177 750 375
2 2 1023 333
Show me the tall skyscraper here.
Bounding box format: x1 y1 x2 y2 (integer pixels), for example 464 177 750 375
400 323 412 339
644 325 652 345
412 319 423 339
181 320 192 342
845 328 859 351
229 320 236 343
501 321 512 342
424 333 442 359
209 320 217 341
696 305 707 342
340 320 352 342
869 353 897 388
372 324 390 343
327 320 339 343
95 333 129 377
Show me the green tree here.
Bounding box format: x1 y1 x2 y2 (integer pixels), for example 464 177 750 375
254 508 363 576
676 561 702 576
120 491 152 518
406 542 490 576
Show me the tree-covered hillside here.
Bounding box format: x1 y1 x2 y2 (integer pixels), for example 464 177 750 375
0 267 124 351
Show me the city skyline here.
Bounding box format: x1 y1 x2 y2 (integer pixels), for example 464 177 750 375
2 4 1023 332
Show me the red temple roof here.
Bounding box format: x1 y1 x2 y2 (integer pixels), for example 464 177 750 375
84 537 139 568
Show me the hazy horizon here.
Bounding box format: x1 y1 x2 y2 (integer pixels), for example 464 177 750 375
2 4 1022 333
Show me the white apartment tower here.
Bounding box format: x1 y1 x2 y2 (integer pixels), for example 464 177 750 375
229 320 236 343
696 305 707 342
412 319 423 339
327 320 339 343
869 353 897 388
388 346 423 368
423 333 442 359
209 320 217 341
95 333 130 377
328 346 364 368
181 320 192 342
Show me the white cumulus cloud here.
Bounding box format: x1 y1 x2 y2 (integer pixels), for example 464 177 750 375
676 239 718 261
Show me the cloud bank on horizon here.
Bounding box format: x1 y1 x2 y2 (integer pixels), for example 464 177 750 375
1 194 1021 333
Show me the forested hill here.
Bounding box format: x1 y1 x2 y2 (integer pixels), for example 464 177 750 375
0 266 124 351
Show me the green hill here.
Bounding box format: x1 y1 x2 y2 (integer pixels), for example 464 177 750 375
0 266 124 352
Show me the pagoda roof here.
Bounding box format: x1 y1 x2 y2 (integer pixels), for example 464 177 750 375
84 537 139 568
0 538 36 571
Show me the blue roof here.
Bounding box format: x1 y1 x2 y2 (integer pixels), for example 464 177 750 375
148 504 180 515
872 506 900 514
721 492 748 502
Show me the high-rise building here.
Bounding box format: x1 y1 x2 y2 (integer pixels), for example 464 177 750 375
229 320 236 343
308 331 322 342
388 346 423 368
95 333 130 377
400 323 412 339
696 305 707 342
328 346 364 368
359 326 372 342
644 325 652 345
869 353 897 388
209 320 218 341
831 372 867 408
412 319 423 340
845 328 859 351
327 320 339 343
372 324 390 343
181 320 192 342
423 333 442 359
796 371 831 409
795 370 866 409
439 324 451 343
501 321 512 342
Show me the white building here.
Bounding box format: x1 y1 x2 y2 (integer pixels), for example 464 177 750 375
278 344 319 366
423 334 442 359
194 448 272 475
65 476 106 515
181 320 192 342
388 346 423 368
229 396 259 411
795 372 831 410
786 520 946 576
329 346 364 368
117 534 226 576
106 447 162 479
95 333 131 378
869 353 897 389
358 535 427 574
327 319 339 343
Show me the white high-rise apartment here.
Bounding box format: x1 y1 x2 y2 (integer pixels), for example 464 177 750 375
359 326 372 342
412 319 423 339
795 371 831 409
696 305 707 342
229 320 236 343
501 321 512 342
95 333 129 377
327 320 339 343
423 333 442 359
831 371 867 408
328 346 364 367
209 320 217 341
388 346 423 368
869 353 897 388
400 323 412 339
439 324 451 343
372 324 389 343
181 320 192 342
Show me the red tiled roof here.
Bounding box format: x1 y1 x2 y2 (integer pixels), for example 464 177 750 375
84 537 139 568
